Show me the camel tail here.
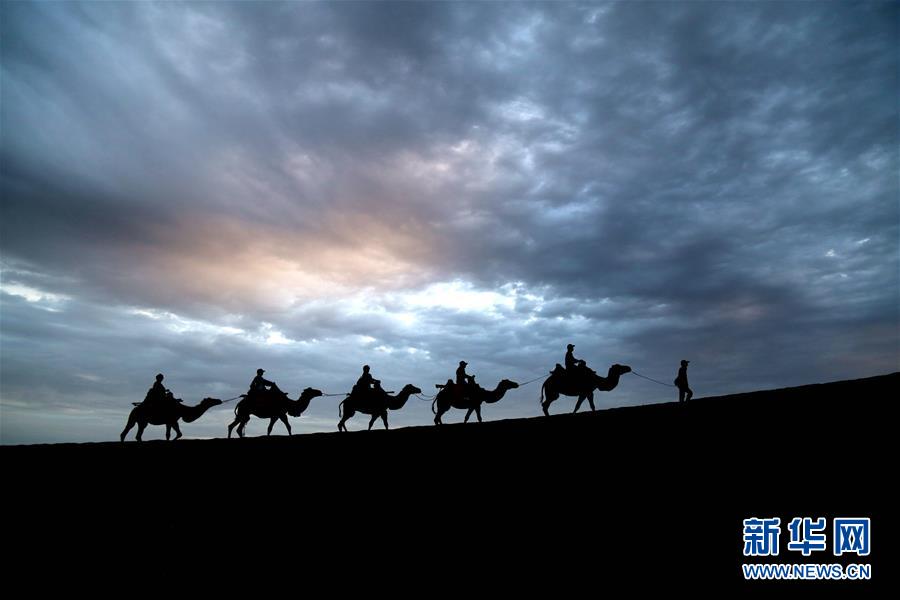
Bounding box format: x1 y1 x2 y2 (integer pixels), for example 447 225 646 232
540 380 546 403
339 400 344 418
431 396 437 414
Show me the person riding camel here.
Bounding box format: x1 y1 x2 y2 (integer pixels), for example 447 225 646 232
249 368 275 399
456 361 471 386
354 365 380 398
142 373 169 407
455 360 476 400
565 344 587 379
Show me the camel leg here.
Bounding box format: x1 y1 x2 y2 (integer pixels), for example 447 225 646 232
279 414 291 435
367 413 378 431
227 418 239 438
172 422 182 440
434 404 445 425
573 395 585 413
237 418 247 438
587 392 596 412
339 409 353 432
136 421 147 442
267 417 277 436
381 411 389 430
120 414 137 442
475 405 483 423
464 408 474 423
165 424 172 440
541 393 557 417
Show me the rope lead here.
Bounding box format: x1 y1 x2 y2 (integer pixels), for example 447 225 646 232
517 375 548 387
630 370 676 388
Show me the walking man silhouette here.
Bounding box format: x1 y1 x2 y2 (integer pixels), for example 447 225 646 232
675 360 693 403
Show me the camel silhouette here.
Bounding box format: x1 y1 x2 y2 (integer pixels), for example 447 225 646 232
540 363 631 416
338 383 422 431
432 379 519 425
120 397 222 441
227 385 323 438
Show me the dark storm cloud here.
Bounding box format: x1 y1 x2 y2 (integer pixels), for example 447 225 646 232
1 1 897 443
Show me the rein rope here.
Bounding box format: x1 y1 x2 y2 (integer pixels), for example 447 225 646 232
630 370 676 388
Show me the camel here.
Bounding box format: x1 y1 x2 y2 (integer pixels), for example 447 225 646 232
338 383 422 431
120 397 222 442
540 363 631 416
227 385 323 438
432 379 520 425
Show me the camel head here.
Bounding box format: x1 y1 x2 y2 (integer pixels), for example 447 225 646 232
201 397 224 408
610 364 632 377
382 384 422 410
498 379 520 391
300 387 324 401
287 387 323 416
481 379 519 404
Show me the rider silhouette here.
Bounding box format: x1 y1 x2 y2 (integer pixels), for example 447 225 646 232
456 361 472 387
249 368 274 396
355 365 380 397
565 344 586 374
142 373 169 407
455 361 475 401
357 365 374 388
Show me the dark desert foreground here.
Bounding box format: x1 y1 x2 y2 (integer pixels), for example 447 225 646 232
4 373 893 589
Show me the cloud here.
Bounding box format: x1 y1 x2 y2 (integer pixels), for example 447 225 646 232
1 1 897 443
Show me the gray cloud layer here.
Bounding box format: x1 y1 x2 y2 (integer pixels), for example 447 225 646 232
2 1 897 443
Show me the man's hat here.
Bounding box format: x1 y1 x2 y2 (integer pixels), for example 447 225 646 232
363 365 370 371
681 360 690 366
257 368 265 374
459 360 467 366
567 344 575 350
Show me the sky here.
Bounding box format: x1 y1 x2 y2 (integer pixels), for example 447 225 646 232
1 1 897 444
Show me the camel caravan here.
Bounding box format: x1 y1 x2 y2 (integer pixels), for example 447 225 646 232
119 344 695 442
